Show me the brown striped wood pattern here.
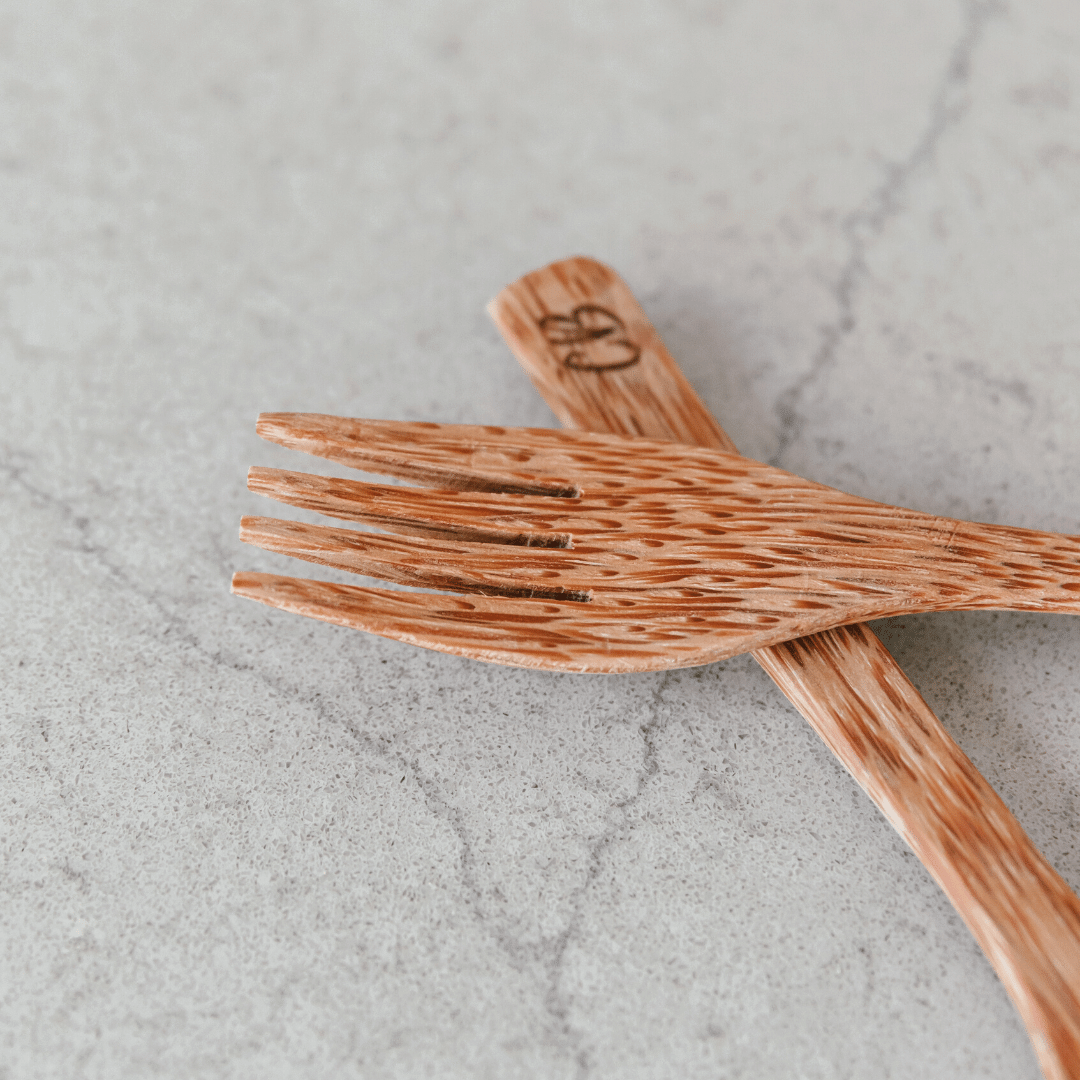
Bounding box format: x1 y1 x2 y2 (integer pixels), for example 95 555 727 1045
236 415 1080 673
489 258 738 449
488 257 1080 1080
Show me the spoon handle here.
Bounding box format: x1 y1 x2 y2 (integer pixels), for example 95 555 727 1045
491 256 1080 1080
758 624 1080 1080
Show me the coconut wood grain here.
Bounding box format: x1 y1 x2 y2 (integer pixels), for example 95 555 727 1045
237 418 1080 674
488 257 1080 1080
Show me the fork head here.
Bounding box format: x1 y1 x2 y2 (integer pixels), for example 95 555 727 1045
231 413 929 672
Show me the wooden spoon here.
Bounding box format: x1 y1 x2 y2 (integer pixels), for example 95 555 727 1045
488 257 1080 1080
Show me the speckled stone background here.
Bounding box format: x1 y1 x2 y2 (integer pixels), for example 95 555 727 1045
3 2 1080 1077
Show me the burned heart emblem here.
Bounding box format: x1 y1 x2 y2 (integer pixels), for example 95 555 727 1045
538 305 641 371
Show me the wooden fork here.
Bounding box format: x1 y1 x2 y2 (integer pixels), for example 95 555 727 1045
232 262 1080 1079
234 413 1080 672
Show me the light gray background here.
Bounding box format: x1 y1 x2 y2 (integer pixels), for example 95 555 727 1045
3 2 1080 1077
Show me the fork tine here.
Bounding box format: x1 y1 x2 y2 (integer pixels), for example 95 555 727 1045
245 465 919 569
255 412 761 494
245 464 819 550
238 514 884 601
229 571 624 670
246 467 575 547
238 516 594 601
229 571 773 672
256 413 581 496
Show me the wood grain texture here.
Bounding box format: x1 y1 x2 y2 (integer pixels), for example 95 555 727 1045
489 257 1080 1080
488 255 738 450
237 415 1080 672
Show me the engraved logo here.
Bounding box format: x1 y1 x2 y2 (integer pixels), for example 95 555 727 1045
539 305 641 372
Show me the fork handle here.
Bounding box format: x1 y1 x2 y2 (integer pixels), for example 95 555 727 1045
756 625 1080 1079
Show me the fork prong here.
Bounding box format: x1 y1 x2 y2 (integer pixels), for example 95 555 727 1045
246 467 576 547
230 571 866 672
255 412 765 495
230 571 617 670
256 413 582 496
239 516 593 601
229 571 763 672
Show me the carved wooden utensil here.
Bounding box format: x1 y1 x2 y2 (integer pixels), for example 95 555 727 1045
235 413 1080 671
229 269 1080 1080
487 257 1080 1080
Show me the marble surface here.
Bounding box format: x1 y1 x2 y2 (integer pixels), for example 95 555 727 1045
3 1 1080 1077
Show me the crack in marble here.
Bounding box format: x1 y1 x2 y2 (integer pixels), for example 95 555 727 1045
771 0 1004 465
952 357 1036 412
2 449 681 1074
0 452 512 1025
530 671 676 1079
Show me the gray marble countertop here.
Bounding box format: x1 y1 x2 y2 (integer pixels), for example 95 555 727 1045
4 2 1080 1077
